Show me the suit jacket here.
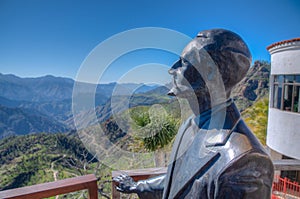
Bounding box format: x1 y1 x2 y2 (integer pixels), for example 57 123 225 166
136 100 274 199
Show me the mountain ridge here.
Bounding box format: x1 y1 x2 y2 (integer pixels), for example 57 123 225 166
0 105 69 138
231 60 270 111
0 74 164 137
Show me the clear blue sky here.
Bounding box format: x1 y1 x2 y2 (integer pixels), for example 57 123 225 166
0 0 300 84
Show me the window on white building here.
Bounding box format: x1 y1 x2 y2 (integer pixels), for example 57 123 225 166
272 75 300 113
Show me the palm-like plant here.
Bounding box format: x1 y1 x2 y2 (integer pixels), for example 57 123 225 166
130 105 179 152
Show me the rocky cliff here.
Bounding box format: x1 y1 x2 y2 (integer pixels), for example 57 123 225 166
231 61 270 111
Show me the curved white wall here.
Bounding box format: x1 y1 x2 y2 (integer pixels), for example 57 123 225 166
270 44 300 75
267 40 300 160
267 108 300 159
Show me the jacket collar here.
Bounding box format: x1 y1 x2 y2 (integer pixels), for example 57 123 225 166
192 99 241 147
193 98 234 128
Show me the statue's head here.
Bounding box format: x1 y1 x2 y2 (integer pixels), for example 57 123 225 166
168 29 252 99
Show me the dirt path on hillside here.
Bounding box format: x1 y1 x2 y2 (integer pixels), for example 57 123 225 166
50 155 66 199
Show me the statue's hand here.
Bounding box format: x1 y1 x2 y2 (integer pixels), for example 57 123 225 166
113 174 138 193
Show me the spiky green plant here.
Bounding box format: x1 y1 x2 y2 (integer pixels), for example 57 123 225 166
130 105 179 151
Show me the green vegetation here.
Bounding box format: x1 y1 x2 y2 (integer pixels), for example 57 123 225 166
0 133 112 198
242 98 269 145
130 105 180 151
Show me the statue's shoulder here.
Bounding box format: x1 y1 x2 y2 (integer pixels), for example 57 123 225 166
220 131 273 174
232 119 268 155
203 119 268 162
222 127 271 171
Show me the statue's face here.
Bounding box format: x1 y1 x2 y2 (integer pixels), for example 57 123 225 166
168 29 251 102
168 39 208 98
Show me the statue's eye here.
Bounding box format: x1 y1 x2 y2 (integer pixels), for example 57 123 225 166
182 59 189 65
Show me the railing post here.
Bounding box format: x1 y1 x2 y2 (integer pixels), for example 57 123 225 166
112 181 120 199
283 177 287 196
88 181 99 199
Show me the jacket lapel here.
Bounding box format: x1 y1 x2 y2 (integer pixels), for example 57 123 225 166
163 116 193 198
168 130 221 199
167 115 194 165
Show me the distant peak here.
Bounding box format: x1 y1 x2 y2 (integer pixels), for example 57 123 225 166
43 74 56 78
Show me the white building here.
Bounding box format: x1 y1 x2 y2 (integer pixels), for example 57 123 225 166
267 38 300 181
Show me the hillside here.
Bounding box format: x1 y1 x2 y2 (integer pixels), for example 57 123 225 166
0 74 162 137
242 98 269 145
231 60 270 111
0 133 114 198
0 74 74 102
0 105 69 138
68 92 172 129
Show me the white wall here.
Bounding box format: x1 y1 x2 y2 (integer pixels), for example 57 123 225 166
267 108 300 159
270 42 300 75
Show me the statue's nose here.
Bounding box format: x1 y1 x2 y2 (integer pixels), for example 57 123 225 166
168 68 176 75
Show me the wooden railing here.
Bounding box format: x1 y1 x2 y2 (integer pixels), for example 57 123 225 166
0 174 98 199
1 160 299 199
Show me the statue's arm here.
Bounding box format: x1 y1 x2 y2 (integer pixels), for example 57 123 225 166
113 174 165 199
216 152 274 198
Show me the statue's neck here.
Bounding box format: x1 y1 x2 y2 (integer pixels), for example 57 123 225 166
188 96 230 116
187 96 211 116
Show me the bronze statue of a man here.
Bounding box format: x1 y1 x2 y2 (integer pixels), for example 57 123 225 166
113 29 274 199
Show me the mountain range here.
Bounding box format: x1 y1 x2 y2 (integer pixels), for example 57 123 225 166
0 73 164 138
0 60 270 138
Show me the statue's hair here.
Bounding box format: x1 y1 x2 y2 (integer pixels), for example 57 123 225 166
197 29 252 90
